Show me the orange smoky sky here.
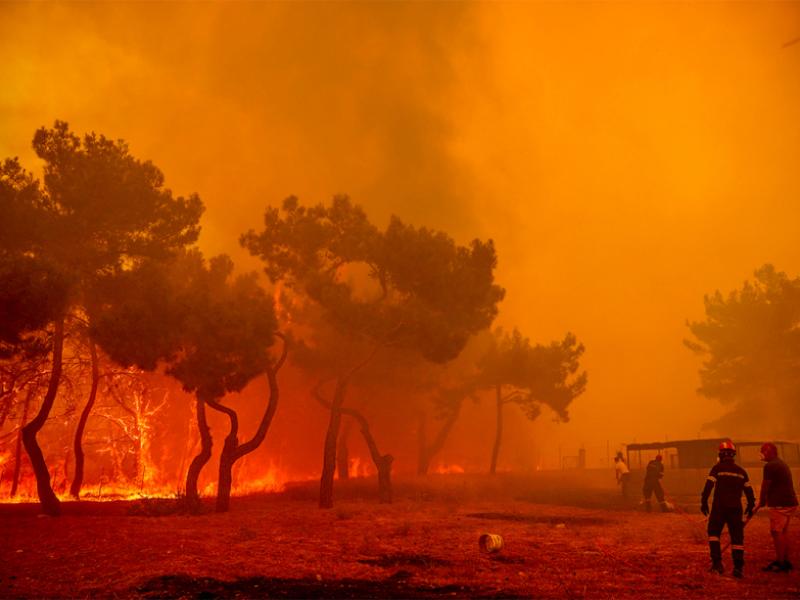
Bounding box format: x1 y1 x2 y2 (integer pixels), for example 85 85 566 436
1 1 799 453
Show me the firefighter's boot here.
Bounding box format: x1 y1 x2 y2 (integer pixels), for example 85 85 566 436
732 548 744 578
659 501 669 512
644 500 652 512
709 538 723 573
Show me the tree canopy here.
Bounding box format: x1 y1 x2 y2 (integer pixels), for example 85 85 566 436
242 195 505 363
0 121 204 514
686 264 800 436
243 195 505 507
478 328 587 422
93 250 278 400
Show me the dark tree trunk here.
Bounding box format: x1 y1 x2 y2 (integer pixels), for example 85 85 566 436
341 406 393 504
376 456 393 503
217 434 236 512
417 401 462 476
208 398 238 513
10 387 34 498
319 380 346 509
185 395 213 507
70 340 99 499
489 384 503 475
337 420 352 480
213 338 287 512
21 317 64 515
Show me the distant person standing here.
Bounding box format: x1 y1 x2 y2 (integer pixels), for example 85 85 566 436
614 451 631 498
759 442 799 573
643 454 668 512
700 441 755 578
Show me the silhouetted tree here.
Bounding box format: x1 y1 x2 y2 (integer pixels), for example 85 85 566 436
243 196 505 507
68 338 99 499
477 328 587 474
686 264 800 437
414 330 495 475
417 385 469 476
93 251 280 511
1 122 202 514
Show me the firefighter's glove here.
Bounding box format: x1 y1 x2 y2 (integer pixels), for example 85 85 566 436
701 503 709 517
746 504 755 518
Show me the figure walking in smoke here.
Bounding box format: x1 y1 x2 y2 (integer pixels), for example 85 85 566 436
642 454 668 512
614 451 630 498
700 440 755 578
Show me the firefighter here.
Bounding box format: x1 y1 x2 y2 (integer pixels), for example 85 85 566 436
701 440 755 578
642 454 668 512
614 451 631 498
758 442 798 572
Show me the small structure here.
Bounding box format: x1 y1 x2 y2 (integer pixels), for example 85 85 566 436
625 438 800 470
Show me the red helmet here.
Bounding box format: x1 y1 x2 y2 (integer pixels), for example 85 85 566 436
761 442 778 461
719 440 736 458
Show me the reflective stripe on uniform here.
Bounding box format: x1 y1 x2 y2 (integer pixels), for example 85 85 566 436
708 536 720 542
731 545 745 550
718 472 745 479
743 481 751 487
707 476 717 482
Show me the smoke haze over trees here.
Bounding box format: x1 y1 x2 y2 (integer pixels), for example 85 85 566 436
686 264 800 439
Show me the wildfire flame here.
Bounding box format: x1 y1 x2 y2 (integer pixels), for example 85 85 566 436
433 463 465 475
346 457 374 479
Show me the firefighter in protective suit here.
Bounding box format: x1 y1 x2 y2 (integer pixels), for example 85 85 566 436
642 454 668 512
701 440 756 578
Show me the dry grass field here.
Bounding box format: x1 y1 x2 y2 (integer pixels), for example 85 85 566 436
1 475 798 599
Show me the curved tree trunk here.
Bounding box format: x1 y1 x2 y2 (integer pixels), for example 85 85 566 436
213 337 287 513
341 406 393 504
337 419 352 480
317 345 382 509
207 399 238 513
185 395 213 508
489 384 503 475
319 380 346 509
417 401 462 476
217 435 236 512
21 317 64 516
10 387 34 498
70 340 99 499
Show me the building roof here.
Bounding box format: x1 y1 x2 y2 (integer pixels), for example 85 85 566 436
626 438 795 451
